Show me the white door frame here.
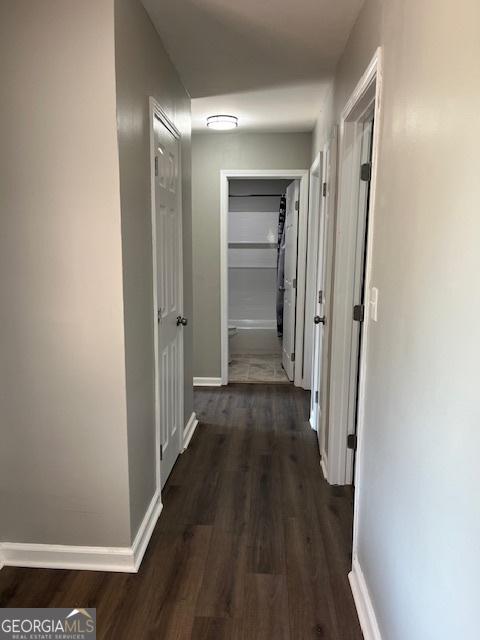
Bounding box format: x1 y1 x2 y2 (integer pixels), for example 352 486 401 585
327 48 383 486
305 152 323 396
220 169 309 387
149 97 184 495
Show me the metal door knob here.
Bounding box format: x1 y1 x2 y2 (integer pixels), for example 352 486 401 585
176 316 188 326
314 315 326 325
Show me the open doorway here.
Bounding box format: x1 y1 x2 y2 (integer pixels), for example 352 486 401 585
220 170 310 386
348 113 374 483
310 49 382 493
227 178 293 383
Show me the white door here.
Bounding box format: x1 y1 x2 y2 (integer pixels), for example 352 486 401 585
153 112 184 489
311 129 338 462
310 152 328 431
282 180 300 380
303 161 322 391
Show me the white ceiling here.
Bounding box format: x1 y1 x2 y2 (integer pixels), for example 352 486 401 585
143 0 364 132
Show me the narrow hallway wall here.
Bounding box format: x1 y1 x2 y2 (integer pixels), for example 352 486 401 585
0 0 131 547
114 0 193 539
312 0 480 637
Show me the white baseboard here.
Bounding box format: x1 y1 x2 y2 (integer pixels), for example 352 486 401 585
0 491 163 573
349 557 382 640
183 412 198 451
193 377 222 387
309 411 317 431
131 490 163 571
320 455 328 481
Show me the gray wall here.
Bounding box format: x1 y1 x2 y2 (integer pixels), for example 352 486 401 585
313 0 480 637
114 0 193 538
192 132 311 378
0 0 131 546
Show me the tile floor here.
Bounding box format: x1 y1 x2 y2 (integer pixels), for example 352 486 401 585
229 353 290 383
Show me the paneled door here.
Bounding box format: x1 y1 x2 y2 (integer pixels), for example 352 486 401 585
316 129 338 465
282 179 300 380
152 109 184 489
310 150 328 433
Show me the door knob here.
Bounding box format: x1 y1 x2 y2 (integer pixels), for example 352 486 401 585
314 315 326 325
176 316 188 326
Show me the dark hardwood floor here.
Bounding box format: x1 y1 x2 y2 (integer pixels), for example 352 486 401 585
0 384 362 639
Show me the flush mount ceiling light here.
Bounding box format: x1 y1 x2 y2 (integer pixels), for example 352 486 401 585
206 115 238 130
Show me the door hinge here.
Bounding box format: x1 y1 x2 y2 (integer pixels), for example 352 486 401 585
160 444 163 461
318 290 323 304
322 182 327 197
291 352 295 362
360 162 371 182
315 390 319 404
347 434 358 451
295 200 299 211
292 278 297 289
155 156 159 177
353 304 365 322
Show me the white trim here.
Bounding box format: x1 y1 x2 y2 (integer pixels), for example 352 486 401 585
131 490 163 571
182 412 198 450
149 97 185 492
351 48 383 558
193 377 222 387
0 542 136 573
349 558 382 640
293 173 311 388
320 455 328 481
327 47 383 485
220 172 229 385
220 169 310 387
0 492 163 573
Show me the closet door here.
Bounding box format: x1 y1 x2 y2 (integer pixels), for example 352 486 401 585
153 112 184 489
282 180 300 380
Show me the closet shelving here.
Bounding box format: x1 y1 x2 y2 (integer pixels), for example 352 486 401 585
228 205 278 268
228 241 276 248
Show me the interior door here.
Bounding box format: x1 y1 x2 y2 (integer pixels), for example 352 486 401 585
310 153 328 432
282 179 300 380
314 129 338 462
153 112 184 489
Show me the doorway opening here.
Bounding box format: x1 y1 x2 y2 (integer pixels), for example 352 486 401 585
314 49 382 490
228 178 292 383
220 170 310 386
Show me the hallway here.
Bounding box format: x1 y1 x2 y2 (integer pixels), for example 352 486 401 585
0 384 361 639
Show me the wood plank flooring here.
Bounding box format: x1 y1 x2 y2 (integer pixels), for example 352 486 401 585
0 384 362 639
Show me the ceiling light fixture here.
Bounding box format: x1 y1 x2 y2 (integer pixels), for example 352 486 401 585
206 115 238 130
